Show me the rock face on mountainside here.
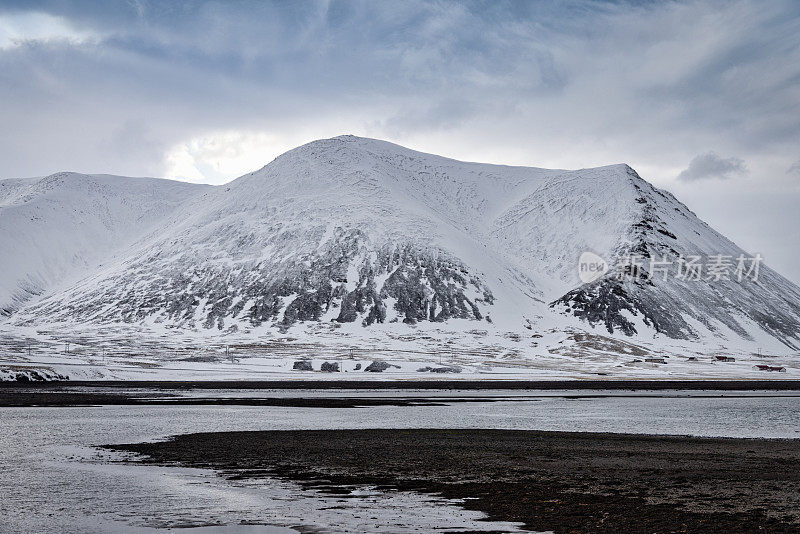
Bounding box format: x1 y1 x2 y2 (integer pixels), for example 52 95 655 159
1 135 799 351
551 165 800 348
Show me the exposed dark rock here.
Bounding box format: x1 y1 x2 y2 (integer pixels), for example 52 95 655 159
417 366 461 373
2 369 68 382
364 361 399 372
101 235 496 333
320 361 340 372
180 355 219 363
657 228 677 239
292 360 313 371
282 285 332 327
336 285 384 325
551 279 652 336
377 247 487 324
342 246 486 326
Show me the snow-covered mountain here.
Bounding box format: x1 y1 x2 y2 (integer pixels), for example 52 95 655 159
2 135 799 378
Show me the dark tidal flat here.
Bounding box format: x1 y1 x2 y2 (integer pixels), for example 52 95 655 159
109 429 800 533
5 379 800 390
4 379 799 407
0 391 458 407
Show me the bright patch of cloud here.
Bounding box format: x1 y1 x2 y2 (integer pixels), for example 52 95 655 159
678 152 747 181
0 11 99 49
163 131 300 184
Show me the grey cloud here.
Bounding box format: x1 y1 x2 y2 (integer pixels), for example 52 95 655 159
788 160 800 176
0 1 796 188
1 0 799 285
678 152 747 181
377 99 479 137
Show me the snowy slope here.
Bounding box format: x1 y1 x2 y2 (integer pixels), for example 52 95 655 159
0 173 207 316
11 137 555 331
550 166 800 350
2 136 799 379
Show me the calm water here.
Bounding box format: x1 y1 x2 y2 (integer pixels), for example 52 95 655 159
1 390 798 533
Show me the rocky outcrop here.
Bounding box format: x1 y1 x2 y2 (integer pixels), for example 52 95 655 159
33 228 496 335
364 361 400 372
416 366 461 373
0 368 68 381
292 360 313 371
320 361 340 372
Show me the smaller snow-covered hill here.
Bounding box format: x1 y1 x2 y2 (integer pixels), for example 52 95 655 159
0 172 207 316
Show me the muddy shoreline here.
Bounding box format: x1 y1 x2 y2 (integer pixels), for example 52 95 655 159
109 429 800 533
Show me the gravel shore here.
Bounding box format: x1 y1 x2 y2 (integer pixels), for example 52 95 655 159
109 428 800 533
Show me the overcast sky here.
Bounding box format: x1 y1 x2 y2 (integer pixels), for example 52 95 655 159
1 0 799 282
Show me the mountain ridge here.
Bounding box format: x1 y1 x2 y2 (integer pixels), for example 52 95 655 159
2 135 799 358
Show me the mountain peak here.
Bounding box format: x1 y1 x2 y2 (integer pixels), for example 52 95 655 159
3 137 800 364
